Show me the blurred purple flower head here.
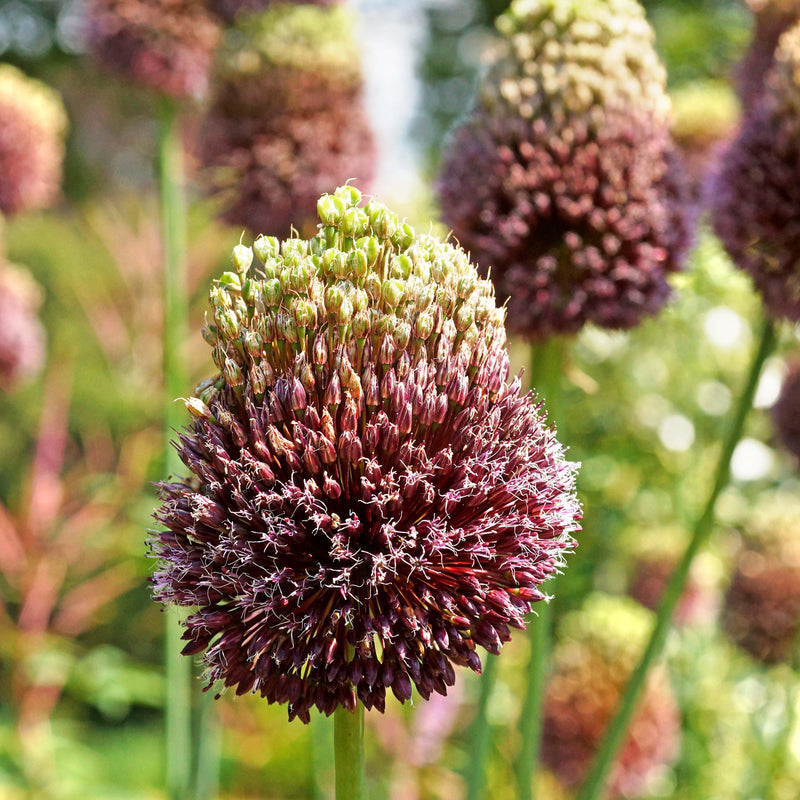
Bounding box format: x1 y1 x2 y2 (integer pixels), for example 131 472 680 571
711 23 800 323
437 0 692 341
0 65 67 217
199 4 376 239
772 362 800 464
0 264 46 390
86 0 220 99
541 595 680 798
722 494 800 664
151 185 581 723
737 0 800 109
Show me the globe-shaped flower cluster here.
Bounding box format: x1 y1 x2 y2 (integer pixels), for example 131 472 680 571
711 23 800 322
438 0 692 340
199 5 375 239
86 0 220 99
541 595 680 798
151 186 581 722
722 495 800 664
0 65 67 218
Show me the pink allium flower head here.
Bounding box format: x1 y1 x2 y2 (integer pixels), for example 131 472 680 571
151 185 581 722
437 0 692 341
86 0 220 99
711 23 800 322
722 495 800 664
0 65 67 217
772 362 800 463
541 595 680 798
199 5 376 239
0 264 46 389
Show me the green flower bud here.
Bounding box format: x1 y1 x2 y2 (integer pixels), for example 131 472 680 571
382 279 406 308
224 357 243 387
233 244 254 276
243 330 262 358
317 193 346 226
335 184 362 207
242 278 261 306
292 298 317 328
263 278 283 306
414 311 434 340
254 235 280 263
358 235 381 266
341 207 369 238
325 284 345 314
216 308 240 340
219 271 242 293
202 323 219 347
352 310 371 339
185 396 212 420
390 254 413 280
455 303 475 332
391 222 415 251
348 248 369 279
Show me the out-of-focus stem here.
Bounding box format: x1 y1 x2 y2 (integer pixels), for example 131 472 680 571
334 704 366 800
159 96 193 800
465 653 498 800
577 316 777 800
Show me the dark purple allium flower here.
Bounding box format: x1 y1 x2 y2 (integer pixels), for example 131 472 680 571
0 264 46 389
437 0 692 341
541 595 680 798
736 0 800 109
199 5 375 238
722 496 800 664
711 24 800 323
0 65 67 217
85 0 220 99
150 185 581 722
210 0 337 24
772 362 800 463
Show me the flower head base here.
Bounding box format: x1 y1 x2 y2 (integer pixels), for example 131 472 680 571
0 264 45 389
151 186 580 722
541 595 680 798
200 5 375 238
711 23 800 322
772 362 800 463
722 494 800 664
0 65 67 217
438 0 691 340
86 0 220 99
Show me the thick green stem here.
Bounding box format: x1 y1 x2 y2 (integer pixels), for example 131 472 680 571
334 704 366 800
159 97 193 800
515 339 563 800
577 316 777 800
465 653 499 800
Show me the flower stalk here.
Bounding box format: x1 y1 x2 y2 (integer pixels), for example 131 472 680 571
577 315 777 800
334 705 366 800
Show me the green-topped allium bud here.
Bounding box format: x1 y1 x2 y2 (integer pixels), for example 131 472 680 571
541 595 680 798
85 0 220 99
199 5 375 238
711 22 800 322
151 186 581 723
0 65 67 217
722 492 800 664
438 0 693 340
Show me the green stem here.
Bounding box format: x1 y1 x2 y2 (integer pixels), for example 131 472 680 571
577 316 777 800
334 704 366 800
159 97 193 800
465 653 499 800
515 339 563 800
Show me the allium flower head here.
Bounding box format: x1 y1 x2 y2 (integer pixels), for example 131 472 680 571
541 595 680 798
0 264 46 389
438 0 692 340
0 65 67 217
772 362 800 463
722 494 800 664
151 185 581 722
86 0 221 99
711 23 800 322
199 4 376 238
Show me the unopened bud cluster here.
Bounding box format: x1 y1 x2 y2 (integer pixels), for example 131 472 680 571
541 595 680 798
152 186 580 722
438 0 691 340
711 22 800 322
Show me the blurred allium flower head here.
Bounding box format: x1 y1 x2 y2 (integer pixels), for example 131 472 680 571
151 185 581 722
438 0 692 340
0 65 67 218
542 595 680 798
86 0 221 99
711 23 800 322
772 362 800 463
722 493 800 664
0 264 46 389
210 0 337 24
737 0 800 108
199 4 376 239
